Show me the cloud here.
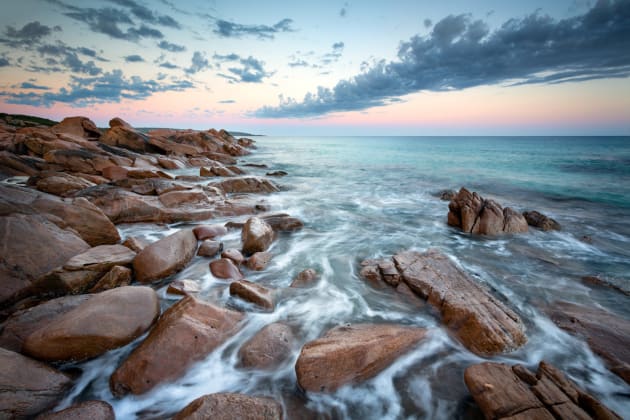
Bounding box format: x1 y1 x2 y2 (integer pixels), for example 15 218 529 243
158 40 186 52
0 69 193 107
17 82 51 90
214 53 273 83
0 57 9 67
1 21 59 47
105 0 181 28
219 99 236 104
320 41 345 65
288 59 309 67
186 51 210 74
36 43 103 75
213 18 295 39
423 18 432 28
255 0 630 118
125 54 144 62
340 8 347 18
159 61 178 69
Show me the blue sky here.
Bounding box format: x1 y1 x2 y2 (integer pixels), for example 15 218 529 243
1 0 629 135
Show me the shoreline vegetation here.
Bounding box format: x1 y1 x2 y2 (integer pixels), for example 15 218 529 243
0 114 627 419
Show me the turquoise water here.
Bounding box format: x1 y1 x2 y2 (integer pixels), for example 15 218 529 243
68 136 630 419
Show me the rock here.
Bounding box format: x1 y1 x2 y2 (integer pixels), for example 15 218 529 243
100 165 128 181
63 244 135 272
290 269 319 288
158 156 187 170
229 280 275 311
167 279 201 295
246 252 272 271
197 240 223 257
89 265 132 292
110 296 244 396
211 177 279 194
262 213 304 231
100 123 153 153
581 276 630 296
447 187 528 235
464 361 621 420
0 348 73 418
22 286 160 362
122 235 150 252
43 149 114 175
30 171 95 197
200 165 235 177
193 224 228 240
241 217 274 255
436 189 457 201
523 210 561 231
35 400 115 420
394 249 526 356
238 323 294 369
221 248 245 265
173 393 282 420
0 214 90 306
133 229 198 283
159 189 209 208
0 295 90 352
52 116 101 139
546 301 630 384
295 324 427 392
210 258 243 280
266 170 287 177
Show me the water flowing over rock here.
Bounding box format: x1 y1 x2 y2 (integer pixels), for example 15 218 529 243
22 286 160 362
229 280 275 311
290 269 319 288
464 361 621 420
447 187 528 234
242 217 274 255
546 301 630 385
0 348 73 418
110 296 244 396
295 323 427 392
523 210 561 231
360 249 527 356
261 213 304 232
167 279 201 295
133 229 197 283
238 322 294 369
35 400 115 420
173 393 282 420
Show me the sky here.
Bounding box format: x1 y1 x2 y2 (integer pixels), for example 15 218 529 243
0 0 629 135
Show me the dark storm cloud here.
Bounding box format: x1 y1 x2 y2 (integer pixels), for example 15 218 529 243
255 0 630 118
0 69 193 107
125 54 144 62
213 18 295 39
213 53 273 83
158 40 186 52
185 51 210 74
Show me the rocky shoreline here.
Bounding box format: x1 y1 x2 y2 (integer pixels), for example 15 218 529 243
0 116 627 419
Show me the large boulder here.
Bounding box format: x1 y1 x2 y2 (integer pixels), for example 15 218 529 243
523 210 561 231
52 116 101 139
100 119 153 153
295 323 427 392
546 301 630 385
22 286 160 362
465 361 621 420
238 323 294 369
0 348 72 418
43 149 114 175
35 400 115 420
241 217 274 255
30 171 95 197
447 187 528 235
133 229 198 283
110 296 245 396
173 393 283 420
361 249 527 356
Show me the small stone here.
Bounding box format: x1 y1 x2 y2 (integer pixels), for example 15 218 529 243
246 252 272 271
210 258 243 280
197 240 223 257
221 248 245 265
290 269 319 288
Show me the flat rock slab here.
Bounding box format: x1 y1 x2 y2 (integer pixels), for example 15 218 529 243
173 393 283 420
295 323 427 392
238 322 294 369
36 400 115 420
210 177 278 194
229 280 275 311
0 348 72 419
362 249 526 356
110 296 244 396
546 301 630 385
63 244 135 271
22 286 160 362
133 229 197 283
465 361 621 420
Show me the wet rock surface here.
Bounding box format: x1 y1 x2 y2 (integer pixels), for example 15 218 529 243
241 216 274 255
173 393 283 420
238 322 294 369
133 229 198 283
229 280 275 311
210 258 243 280
523 210 561 231
35 400 115 420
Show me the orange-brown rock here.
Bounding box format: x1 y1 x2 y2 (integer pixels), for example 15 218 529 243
447 187 528 235
295 323 427 392
52 116 101 139
100 121 153 153
290 268 318 288
392 249 526 356
122 235 150 252
200 165 235 177
159 189 208 208
241 217 274 255
173 393 282 420
30 171 95 197
193 224 228 240
464 361 621 420
197 240 222 257
211 177 279 194
35 400 115 420
110 296 244 396
133 229 197 283
523 210 561 231
0 348 73 418
221 248 245 265
210 258 243 280
167 279 201 295
546 301 630 384
246 252 272 271
229 280 275 311
238 322 294 369
22 286 160 362
89 265 132 292
261 213 304 232
43 149 114 175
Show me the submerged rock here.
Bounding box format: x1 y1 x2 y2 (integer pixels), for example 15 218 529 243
133 229 197 283
447 187 528 235
110 296 244 396
173 393 283 420
295 323 427 392
290 269 319 288
238 322 294 370
523 210 561 231
464 361 621 420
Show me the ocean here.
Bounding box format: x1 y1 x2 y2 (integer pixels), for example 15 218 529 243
66 136 630 418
